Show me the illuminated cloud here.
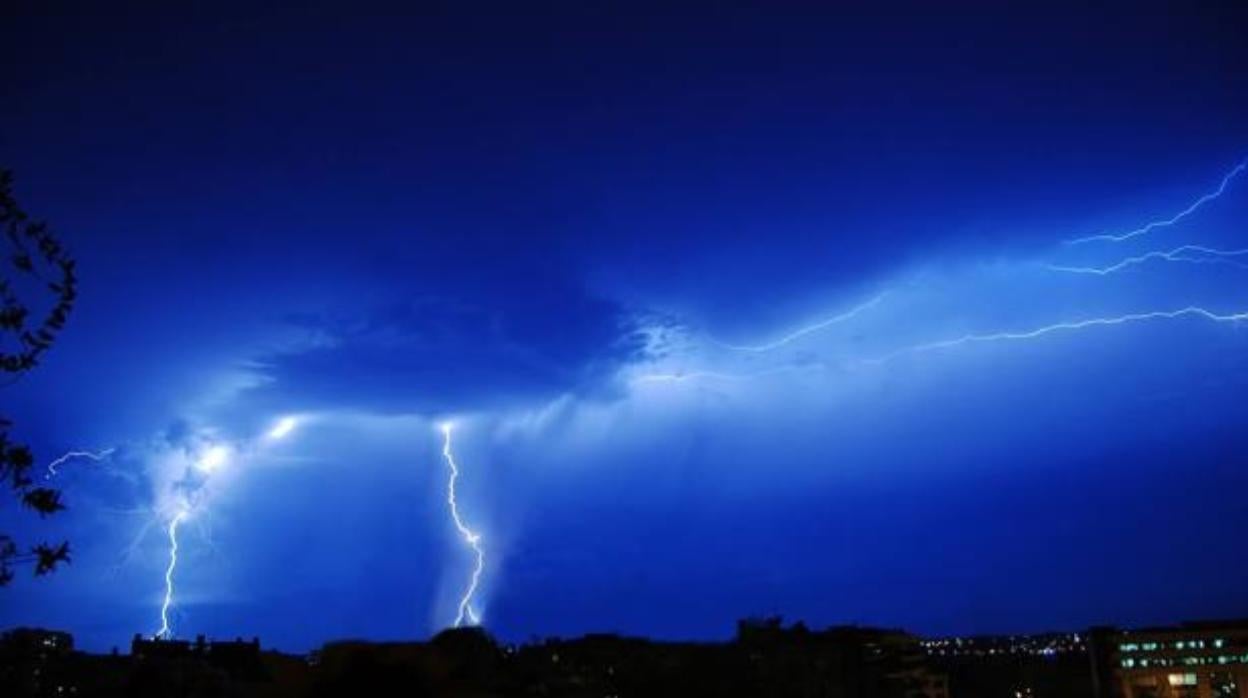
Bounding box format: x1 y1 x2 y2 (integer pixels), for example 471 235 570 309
243 288 648 416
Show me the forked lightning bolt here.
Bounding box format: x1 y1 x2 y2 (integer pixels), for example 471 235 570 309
156 510 188 639
440 423 484 627
45 448 115 480
865 306 1248 364
1065 158 1247 245
1047 245 1248 275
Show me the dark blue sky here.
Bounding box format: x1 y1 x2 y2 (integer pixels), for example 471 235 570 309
3 2 1248 652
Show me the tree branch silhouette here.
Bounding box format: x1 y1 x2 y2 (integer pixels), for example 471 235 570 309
1 169 78 585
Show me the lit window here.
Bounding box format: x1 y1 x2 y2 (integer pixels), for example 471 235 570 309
1168 673 1197 687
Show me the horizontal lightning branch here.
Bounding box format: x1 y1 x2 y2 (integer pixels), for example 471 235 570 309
1046 245 1248 275
709 293 887 352
45 448 115 480
1065 159 1247 245
865 306 1248 364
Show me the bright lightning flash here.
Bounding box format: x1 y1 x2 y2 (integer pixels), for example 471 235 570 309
146 419 299 640
156 510 188 639
45 448 115 480
196 445 230 473
439 423 484 627
149 451 219 640
266 416 298 440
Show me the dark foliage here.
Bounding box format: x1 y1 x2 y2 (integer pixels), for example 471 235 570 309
0 170 78 585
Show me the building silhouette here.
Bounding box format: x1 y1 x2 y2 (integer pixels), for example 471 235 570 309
1088 620 1248 698
4 617 1247 697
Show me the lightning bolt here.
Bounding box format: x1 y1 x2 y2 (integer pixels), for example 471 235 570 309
45 448 115 480
440 423 484 627
131 422 294 639
156 510 188 639
708 293 887 352
865 306 1248 364
637 306 1248 383
1046 245 1248 275
1065 158 1247 245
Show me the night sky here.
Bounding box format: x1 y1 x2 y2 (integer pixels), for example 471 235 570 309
3 3 1248 652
